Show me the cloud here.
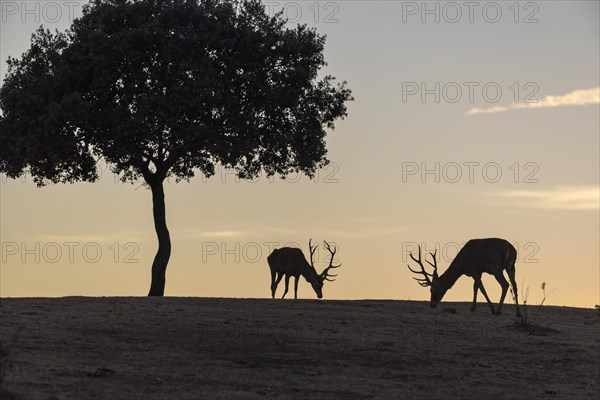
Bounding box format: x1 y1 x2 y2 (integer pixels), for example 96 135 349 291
34 230 151 243
178 229 252 238
178 225 407 240
467 105 509 114
318 227 406 238
492 186 599 211
467 87 600 115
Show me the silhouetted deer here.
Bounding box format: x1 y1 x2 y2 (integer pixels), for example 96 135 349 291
268 239 341 299
407 238 521 316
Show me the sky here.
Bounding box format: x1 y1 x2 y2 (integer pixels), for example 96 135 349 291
0 0 599 308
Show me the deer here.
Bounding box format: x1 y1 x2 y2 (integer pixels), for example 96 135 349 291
407 238 522 317
267 239 341 299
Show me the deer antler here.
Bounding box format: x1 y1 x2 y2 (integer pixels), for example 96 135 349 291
407 246 435 287
308 238 318 269
426 249 439 278
321 241 341 281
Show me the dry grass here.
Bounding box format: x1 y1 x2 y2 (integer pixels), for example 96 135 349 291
0 297 598 399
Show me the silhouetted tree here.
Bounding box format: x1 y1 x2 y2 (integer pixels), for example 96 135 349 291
0 0 352 296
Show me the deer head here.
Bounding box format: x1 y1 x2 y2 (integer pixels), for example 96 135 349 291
407 246 446 307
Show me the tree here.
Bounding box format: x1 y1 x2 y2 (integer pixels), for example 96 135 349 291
0 0 352 296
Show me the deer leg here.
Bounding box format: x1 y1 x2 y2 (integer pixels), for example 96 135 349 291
272 273 284 299
282 274 291 299
471 280 479 311
494 272 510 315
475 276 495 314
507 264 522 317
293 276 300 299
270 270 278 298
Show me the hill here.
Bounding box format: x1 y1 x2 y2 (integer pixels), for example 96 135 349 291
1 297 598 399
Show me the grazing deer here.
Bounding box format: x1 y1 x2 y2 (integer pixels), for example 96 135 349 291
268 239 341 299
407 238 521 317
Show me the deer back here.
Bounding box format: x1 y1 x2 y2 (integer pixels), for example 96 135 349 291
451 238 517 276
267 247 316 277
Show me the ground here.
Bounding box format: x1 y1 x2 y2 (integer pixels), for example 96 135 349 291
0 297 598 399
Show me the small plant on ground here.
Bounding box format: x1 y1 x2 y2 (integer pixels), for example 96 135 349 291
510 282 558 335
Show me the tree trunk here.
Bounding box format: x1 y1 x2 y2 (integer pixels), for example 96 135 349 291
147 180 171 296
